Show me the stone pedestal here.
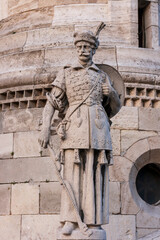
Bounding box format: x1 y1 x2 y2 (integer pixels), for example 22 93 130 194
57 227 106 240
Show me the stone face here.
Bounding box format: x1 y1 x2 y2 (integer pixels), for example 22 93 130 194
14 131 41 158
137 211 160 229
109 156 133 182
8 0 39 15
110 128 120 155
0 215 21 240
109 182 120 214
40 182 61 214
11 183 39 214
0 157 58 183
137 229 160 239
103 215 136 240
121 182 139 215
3 108 43 133
111 107 138 130
0 184 11 215
139 108 160 131
21 214 60 240
0 133 13 158
121 130 157 154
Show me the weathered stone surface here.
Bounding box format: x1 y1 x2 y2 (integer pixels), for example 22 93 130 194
0 32 27 55
0 215 21 240
24 25 74 51
53 4 108 24
0 7 54 37
103 215 136 240
14 131 41 158
137 229 160 239
139 108 160 131
0 50 44 74
21 214 60 240
0 133 13 158
3 108 43 133
111 107 138 130
40 182 61 214
8 0 39 15
125 138 150 164
121 130 157 153
138 230 160 240
11 183 39 214
94 47 117 68
109 182 120 214
148 135 160 150
0 157 58 183
0 184 11 215
109 156 133 182
0 112 3 133
0 0 8 21
117 47 160 75
137 211 160 229
121 182 139 215
110 128 120 155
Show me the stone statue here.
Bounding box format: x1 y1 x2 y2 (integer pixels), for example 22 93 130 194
39 23 121 240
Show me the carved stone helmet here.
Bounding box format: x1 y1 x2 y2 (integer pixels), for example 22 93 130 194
73 22 106 49
73 31 99 49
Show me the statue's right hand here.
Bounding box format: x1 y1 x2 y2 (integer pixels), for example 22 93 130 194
38 130 50 149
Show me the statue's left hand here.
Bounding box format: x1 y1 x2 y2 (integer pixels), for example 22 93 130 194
102 83 113 96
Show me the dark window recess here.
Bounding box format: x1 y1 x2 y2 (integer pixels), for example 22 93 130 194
138 0 150 48
136 163 160 205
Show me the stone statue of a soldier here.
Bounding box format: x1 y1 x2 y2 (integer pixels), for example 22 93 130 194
39 23 121 239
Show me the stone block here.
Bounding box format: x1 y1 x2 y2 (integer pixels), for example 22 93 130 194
117 47 160 75
0 215 21 240
109 156 133 182
111 107 138 130
121 130 157 154
24 25 74 51
53 4 108 24
21 214 60 240
0 184 11 215
110 129 120 155
0 157 58 183
139 108 160 131
109 182 120 214
146 26 159 49
103 215 136 240
137 211 160 229
40 182 61 214
137 228 159 239
14 131 41 158
148 135 160 151
0 112 3 133
11 183 39 214
3 108 43 133
0 50 44 75
0 32 27 56
0 133 13 158
8 0 38 15
0 0 8 21
0 7 54 37
121 182 139 215
124 138 150 164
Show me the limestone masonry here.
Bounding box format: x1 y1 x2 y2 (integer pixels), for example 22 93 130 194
0 0 160 240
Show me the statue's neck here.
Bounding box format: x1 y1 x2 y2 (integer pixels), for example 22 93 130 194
78 60 93 68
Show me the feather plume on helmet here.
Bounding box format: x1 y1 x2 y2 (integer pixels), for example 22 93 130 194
74 22 106 49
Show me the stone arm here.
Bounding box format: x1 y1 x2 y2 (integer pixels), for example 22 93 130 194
102 76 121 118
38 87 66 148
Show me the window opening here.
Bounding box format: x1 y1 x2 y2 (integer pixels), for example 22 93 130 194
136 163 160 205
138 0 150 47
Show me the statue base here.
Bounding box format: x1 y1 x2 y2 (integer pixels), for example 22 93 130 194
57 227 106 240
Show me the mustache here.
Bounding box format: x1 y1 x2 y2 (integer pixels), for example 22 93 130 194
79 53 90 56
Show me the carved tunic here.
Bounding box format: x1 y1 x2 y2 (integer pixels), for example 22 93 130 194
51 63 112 151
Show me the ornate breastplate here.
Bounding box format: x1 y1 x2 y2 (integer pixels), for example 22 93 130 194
65 68 105 106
